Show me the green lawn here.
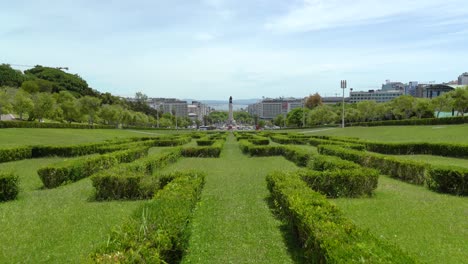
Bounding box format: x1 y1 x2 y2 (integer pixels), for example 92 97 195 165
332 176 468 264
162 134 304 263
301 124 468 143
0 156 143 263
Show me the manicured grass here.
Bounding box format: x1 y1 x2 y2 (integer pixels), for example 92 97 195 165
162 134 304 263
0 157 143 263
0 128 143 147
302 124 468 143
393 154 468 168
332 176 468 264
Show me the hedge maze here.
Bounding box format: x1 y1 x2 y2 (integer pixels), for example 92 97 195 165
1 129 467 263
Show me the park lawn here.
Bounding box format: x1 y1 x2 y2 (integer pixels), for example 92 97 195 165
302 124 468 143
332 175 468 264
0 156 143 263
161 134 304 263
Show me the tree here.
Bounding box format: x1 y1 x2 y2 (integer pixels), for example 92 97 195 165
32 93 56 121
0 64 24 87
13 90 33 120
234 111 253 124
286 108 308 127
308 105 337 125
432 93 453 118
390 95 415 119
450 87 468 116
413 98 435 119
20 80 40 93
356 101 379 122
56 91 81 123
0 88 13 120
273 114 285 127
99 104 123 127
79 96 101 124
305 93 322 109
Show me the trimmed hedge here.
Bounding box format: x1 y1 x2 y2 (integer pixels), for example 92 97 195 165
196 139 215 146
0 120 114 129
363 141 468 158
92 149 181 200
318 145 427 185
0 172 19 202
91 171 205 263
181 140 225 157
308 138 366 151
270 134 309 144
349 116 468 127
37 147 149 188
0 146 32 163
308 154 360 171
426 166 468 196
266 171 416 263
299 168 379 198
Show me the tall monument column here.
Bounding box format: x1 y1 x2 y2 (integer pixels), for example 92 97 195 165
228 96 233 126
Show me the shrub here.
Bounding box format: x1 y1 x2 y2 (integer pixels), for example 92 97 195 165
308 138 366 151
299 168 379 197
267 171 416 263
91 171 205 263
426 166 468 196
247 136 270 145
282 146 314 167
181 140 224 157
270 134 309 144
348 116 468 127
37 147 149 188
318 145 427 185
0 146 32 163
0 172 19 202
308 154 360 171
92 150 181 200
364 141 468 158
196 139 215 146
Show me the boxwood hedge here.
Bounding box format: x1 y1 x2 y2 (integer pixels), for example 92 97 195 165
0 172 19 202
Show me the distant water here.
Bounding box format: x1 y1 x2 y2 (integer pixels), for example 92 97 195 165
207 104 248 111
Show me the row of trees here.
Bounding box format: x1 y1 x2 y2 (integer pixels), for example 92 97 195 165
0 87 193 128
273 88 468 127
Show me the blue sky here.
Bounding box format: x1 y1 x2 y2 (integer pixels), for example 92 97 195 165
1 0 468 99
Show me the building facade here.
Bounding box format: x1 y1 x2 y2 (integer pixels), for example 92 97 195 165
148 98 188 117
349 90 403 103
248 98 304 119
458 72 468 85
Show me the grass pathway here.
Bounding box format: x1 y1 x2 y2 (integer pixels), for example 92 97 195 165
163 134 303 263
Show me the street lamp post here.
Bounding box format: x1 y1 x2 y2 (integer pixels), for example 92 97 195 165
302 97 306 128
341 80 347 128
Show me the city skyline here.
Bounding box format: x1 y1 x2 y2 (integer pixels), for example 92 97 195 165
2 0 468 100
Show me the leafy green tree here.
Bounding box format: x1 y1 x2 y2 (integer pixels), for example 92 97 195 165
79 96 101 124
273 114 285 127
0 88 13 120
208 111 228 124
258 120 266 128
56 91 81 123
32 93 56 122
356 100 379 122
286 108 308 127
390 95 415 119
99 104 123 127
233 111 253 124
413 98 435 119
432 93 453 118
13 90 33 120
308 105 337 125
0 64 24 87
305 93 322 109
450 87 468 116
159 117 173 128
20 80 40 93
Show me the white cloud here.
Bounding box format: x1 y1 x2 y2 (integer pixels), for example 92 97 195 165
265 0 467 33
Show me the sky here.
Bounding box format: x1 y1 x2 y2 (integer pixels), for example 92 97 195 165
1 0 468 100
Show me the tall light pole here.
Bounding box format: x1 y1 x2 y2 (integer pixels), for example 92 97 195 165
302 97 306 128
341 80 347 128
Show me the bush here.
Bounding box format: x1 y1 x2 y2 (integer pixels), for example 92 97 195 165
196 139 215 146
266 171 416 263
37 147 149 188
318 145 427 185
92 150 181 200
364 141 468 158
270 134 309 144
308 138 366 151
181 140 224 157
247 136 270 145
308 154 360 171
426 166 468 196
0 146 32 163
282 146 314 167
299 168 379 198
0 172 19 202
91 171 205 263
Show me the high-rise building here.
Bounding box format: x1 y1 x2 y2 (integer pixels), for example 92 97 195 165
148 98 188 117
247 98 303 119
349 89 403 103
458 72 468 85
